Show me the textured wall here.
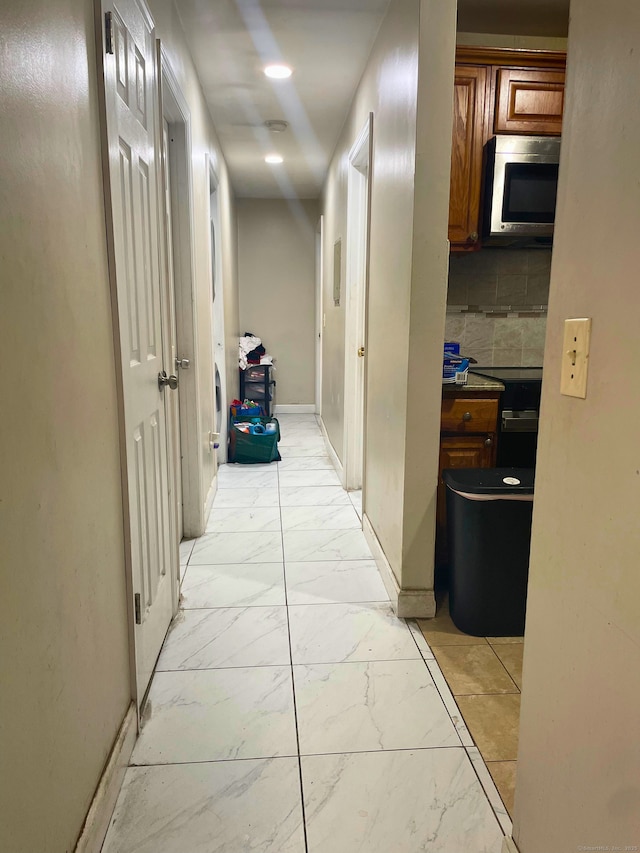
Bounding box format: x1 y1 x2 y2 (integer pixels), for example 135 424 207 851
0 2 131 850
513 1 640 849
237 199 318 405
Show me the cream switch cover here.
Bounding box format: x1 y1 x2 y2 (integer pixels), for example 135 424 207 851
561 318 591 398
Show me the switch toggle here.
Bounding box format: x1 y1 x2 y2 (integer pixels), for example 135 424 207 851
560 318 591 399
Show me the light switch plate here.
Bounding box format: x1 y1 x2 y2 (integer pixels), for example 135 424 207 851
561 318 591 398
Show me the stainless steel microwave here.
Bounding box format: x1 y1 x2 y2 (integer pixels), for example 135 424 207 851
484 135 561 239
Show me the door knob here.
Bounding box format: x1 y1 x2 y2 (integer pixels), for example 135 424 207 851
357 346 365 358
158 371 178 390
485 437 493 447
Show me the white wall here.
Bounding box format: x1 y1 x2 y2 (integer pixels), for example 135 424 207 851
237 198 319 405
321 0 456 608
0 2 131 850
514 1 640 849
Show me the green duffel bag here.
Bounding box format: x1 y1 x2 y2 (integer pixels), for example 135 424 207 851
228 417 281 464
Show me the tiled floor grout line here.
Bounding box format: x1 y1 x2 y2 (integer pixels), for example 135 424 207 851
277 457 311 853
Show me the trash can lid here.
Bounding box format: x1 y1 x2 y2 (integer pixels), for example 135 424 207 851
443 468 534 495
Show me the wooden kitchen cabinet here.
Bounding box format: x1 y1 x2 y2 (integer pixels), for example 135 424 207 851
436 390 499 566
495 68 565 135
448 66 488 250
448 47 566 252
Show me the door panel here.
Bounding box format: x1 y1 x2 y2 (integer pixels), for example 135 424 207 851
101 0 174 701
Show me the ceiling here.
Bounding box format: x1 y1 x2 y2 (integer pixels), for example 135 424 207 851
176 0 391 198
177 0 569 200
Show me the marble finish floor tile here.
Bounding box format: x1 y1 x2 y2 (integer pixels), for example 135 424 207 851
456 693 521 761
181 563 285 609
278 436 327 449
349 490 363 519
289 602 421 664
284 529 372 562
279 486 351 506
278 456 334 471
466 746 512 836
279 469 342 487
281 505 361 531
493 643 524 689
102 758 305 853
301 749 503 853
216 465 278 489
190 531 283 564
131 666 297 765
279 445 329 458
487 760 517 817
212 486 280 508
157 606 290 670
179 538 195 567
131 668 297 764
205 507 281 533
294 660 460 755
285 560 388 605
432 645 519 695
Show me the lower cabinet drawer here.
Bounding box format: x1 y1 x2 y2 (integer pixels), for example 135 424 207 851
440 397 498 433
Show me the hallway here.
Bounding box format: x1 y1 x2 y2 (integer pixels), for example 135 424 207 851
102 415 507 853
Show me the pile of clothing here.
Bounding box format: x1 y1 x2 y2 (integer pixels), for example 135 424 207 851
239 332 274 370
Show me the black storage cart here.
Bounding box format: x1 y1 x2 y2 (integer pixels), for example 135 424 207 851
443 468 534 637
239 364 276 417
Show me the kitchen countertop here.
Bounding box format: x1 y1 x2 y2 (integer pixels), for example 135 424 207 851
443 372 505 392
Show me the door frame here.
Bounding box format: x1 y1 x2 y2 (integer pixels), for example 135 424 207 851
343 114 373 492
315 215 324 415
158 47 204 540
206 159 228 465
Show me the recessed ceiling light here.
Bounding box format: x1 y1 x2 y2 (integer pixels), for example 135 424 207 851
265 154 284 164
264 64 292 80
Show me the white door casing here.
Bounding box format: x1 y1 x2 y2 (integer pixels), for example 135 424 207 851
99 0 174 703
209 165 228 464
343 114 372 492
315 216 324 416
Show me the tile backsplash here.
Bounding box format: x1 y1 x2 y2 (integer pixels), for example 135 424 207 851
446 247 551 366
445 313 546 367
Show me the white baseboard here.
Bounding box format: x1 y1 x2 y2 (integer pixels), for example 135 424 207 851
74 703 137 853
274 404 316 414
502 838 520 853
363 515 436 618
318 417 344 480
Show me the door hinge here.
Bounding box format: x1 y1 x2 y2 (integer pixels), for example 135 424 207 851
105 11 114 54
134 592 141 624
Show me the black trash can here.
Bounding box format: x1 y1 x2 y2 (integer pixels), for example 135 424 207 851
443 468 534 637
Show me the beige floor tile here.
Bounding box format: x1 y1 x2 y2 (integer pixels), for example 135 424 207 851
432 645 519 695
486 636 524 644
457 693 521 761
418 606 487 647
493 644 524 689
487 761 517 816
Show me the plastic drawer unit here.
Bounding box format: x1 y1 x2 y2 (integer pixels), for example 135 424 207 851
443 468 534 637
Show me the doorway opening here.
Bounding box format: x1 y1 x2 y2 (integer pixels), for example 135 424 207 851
343 114 373 492
208 165 228 465
315 216 324 416
160 50 203 541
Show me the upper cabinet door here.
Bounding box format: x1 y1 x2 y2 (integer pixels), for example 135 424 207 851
449 66 488 250
495 68 565 135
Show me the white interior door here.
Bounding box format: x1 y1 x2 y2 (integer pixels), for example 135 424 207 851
210 184 228 463
101 0 174 701
162 119 183 541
